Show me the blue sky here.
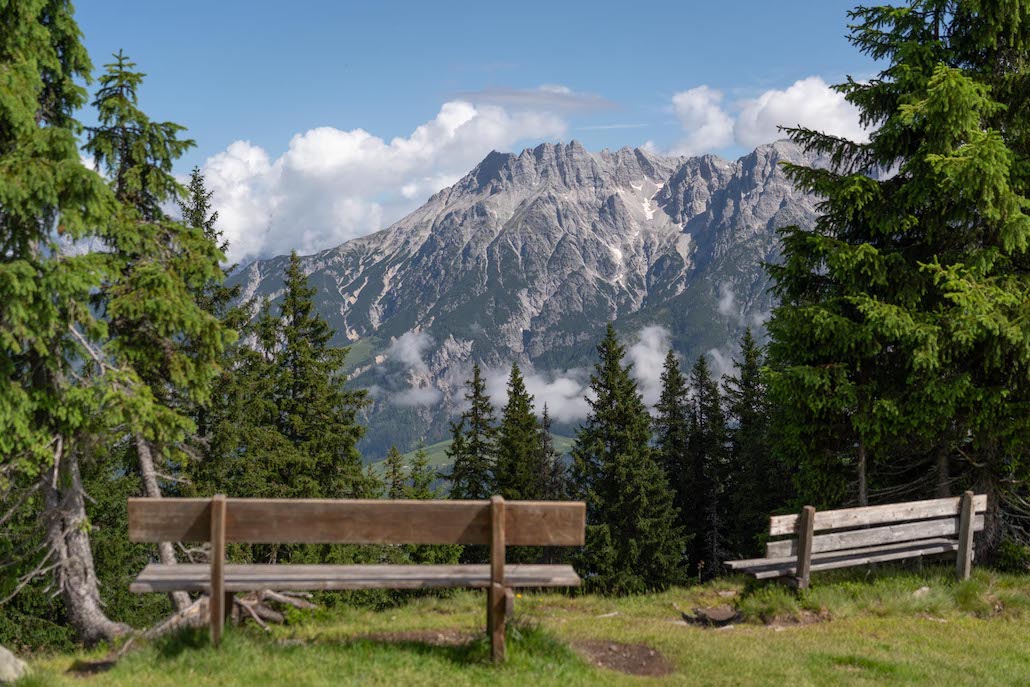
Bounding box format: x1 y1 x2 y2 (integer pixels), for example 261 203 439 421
75 0 877 261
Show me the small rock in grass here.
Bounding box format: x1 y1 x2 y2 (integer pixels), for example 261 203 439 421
913 586 931 598
0 645 28 684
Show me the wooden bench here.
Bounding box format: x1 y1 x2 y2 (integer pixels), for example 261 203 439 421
725 492 986 588
128 495 585 661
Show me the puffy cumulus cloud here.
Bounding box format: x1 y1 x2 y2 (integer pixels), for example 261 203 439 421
670 76 868 155
670 86 734 156
202 101 566 263
734 76 868 148
627 325 673 408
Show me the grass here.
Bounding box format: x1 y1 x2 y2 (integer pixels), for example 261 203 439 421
20 565 1030 686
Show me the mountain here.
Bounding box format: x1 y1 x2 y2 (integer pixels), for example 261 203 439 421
230 139 825 459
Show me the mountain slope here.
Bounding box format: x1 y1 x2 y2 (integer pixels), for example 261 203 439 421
231 139 824 458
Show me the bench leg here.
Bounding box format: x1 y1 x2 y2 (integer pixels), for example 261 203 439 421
224 592 235 623
488 583 511 662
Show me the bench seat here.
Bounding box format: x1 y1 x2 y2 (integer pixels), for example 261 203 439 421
725 537 959 579
131 563 581 593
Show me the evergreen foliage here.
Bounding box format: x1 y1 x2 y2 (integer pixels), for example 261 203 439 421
538 405 571 501
494 363 547 501
653 350 692 538
384 445 407 499
571 324 686 594
723 329 782 556
684 355 730 581
445 363 496 500
766 1 1030 547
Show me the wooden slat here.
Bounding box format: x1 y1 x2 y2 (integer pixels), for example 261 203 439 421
769 494 987 536
750 540 961 579
726 538 958 571
130 563 581 593
128 498 585 546
766 515 984 558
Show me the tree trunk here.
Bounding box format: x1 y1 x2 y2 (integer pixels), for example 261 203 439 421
135 435 191 612
856 438 868 506
935 445 951 498
44 452 129 645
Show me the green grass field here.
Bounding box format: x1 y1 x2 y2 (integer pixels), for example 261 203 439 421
20 566 1030 686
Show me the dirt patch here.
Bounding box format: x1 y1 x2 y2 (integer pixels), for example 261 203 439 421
766 608 831 628
360 629 475 647
572 640 674 677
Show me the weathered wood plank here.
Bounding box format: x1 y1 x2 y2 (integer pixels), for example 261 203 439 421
765 514 984 558
209 495 226 648
956 491 975 581
130 564 582 593
726 538 959 570
750 540 960 579
795 506 815 589
488 496 506 662
769 494 987 535
127 498 585 546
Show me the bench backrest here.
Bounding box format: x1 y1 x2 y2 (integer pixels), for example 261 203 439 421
764 493 987 558
128 496 586 546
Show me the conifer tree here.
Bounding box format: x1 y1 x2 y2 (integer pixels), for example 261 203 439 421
653 350 691 534
766 2 1029 545
723 329 780 556
405 443 461 565
84 52 233 612
538 405 570 501
685 355 730 581
384 445 407 499
571 324 686 594
276 251 369 499
446 363 496 500
495 363 546 501
407 442 438 500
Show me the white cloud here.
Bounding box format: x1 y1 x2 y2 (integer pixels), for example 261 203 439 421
734 76 868 148
485 365 593 425
707 347 735 381
670 76 868 156
393 386 444 407
386 331 433 374
670 86 734 156
202 101 566 262
627 325 672 408
717 282 737 317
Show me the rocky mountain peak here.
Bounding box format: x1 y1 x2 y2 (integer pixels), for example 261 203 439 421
231 140 823 458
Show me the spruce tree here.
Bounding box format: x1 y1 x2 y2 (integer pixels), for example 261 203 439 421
384 445 407 499
653 350 691 535
85 52 232 612
446 363 496 500
571 324 686 594
685 355 730 581
538 405 570 501
766 1 1030 546
276 251 369 499
405 442 461 565
495 363 546 501
723 329 779 556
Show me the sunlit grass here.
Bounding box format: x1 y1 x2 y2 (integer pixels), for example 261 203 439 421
22 564 1030 686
